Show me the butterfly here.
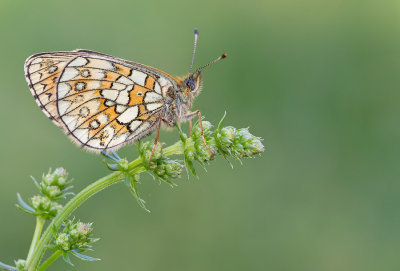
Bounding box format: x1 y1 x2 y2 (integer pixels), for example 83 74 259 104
24 29 226 160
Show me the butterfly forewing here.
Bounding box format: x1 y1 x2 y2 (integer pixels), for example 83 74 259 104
24 50 177 151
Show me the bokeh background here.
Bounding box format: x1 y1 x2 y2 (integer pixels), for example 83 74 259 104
1 0 400 270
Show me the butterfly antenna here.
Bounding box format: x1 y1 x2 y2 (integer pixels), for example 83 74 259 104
189 28 199 74
193 53 228 74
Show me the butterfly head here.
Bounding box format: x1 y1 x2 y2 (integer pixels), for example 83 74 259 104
183 71 202 97
182 29 227 98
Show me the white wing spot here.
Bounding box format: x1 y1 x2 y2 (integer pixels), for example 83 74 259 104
158 77 172 96
130 122 151 137
75 82 86 91
28 63 41 73
108 133 129 147
117 106 138 123
146 103 163 111
98 114 109 124
81 69 90 77
69 57 88 67
58 83 72 98
58 100 72 115
154 83 161 94
86 58 116 71
89 119 100 129
62 115 79 131
48 65 58 73
115 90 129 105
144 92 162 103
105 100 116 107
116 76 133 85
129 120 142 131
115 105 127 113
79 107 90 117
60 68 80 82
111 82 126 91
129 70 146 86
101 89 119 101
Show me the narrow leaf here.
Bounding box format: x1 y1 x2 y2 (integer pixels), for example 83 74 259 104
71 250 100 261
62 252 74 266
126 175 150 213
16 193 35 213
30 176 40 190
0 261 17 271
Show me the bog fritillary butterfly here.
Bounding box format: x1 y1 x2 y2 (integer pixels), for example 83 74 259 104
24 29 226 156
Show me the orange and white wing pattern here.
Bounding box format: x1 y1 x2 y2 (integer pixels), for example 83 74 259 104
24 50 178 151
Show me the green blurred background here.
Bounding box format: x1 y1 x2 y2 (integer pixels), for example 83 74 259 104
1 0 400 270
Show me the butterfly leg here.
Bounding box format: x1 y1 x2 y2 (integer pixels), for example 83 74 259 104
184 110 214 157
101 150 120 163
111 151 121 160
189 119 193 136
148 121 162 165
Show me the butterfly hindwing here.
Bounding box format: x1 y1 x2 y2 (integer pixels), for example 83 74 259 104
25 50 177 151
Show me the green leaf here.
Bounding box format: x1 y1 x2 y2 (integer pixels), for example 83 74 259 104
62 251 74 266
16 193 35 213
217 111 227 132
30 176 41 190
71 250 100 261
0 261 17 271
184 157 198 178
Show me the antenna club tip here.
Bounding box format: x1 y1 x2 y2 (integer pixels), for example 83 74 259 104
194 28 199 35
222 53 228 58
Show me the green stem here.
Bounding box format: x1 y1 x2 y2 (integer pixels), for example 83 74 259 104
26 170 123 271
26 217 45 264
26 141 184 271
163 141 183 156
37 251 62 271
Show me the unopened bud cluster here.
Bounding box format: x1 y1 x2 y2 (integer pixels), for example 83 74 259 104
215 126 264 159
190 121 218 163
38 168 72 200
183 118 264 170
30 195 62 219
16 168 72 219
52 219 98 252
138 141 184 182
102 114 264 210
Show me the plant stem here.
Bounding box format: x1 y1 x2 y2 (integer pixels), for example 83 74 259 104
26 217 45 264
26 142 184 271
37 251 62 271
163 141 183 156
26 170 123 271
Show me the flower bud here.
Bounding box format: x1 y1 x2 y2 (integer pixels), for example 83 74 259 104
235 128 264 157
47 186 62 198
216 126 236 153
15 259 26 270
138 141 163 167
164 160 184 179
54 220 96 252
53 167 68 185
31 195 51 210
56 233 71 251
30 195 62 219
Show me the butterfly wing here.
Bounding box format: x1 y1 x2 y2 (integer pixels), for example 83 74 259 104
24 50 178 151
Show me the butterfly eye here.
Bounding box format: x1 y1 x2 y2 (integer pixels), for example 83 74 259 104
184 77 196 90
